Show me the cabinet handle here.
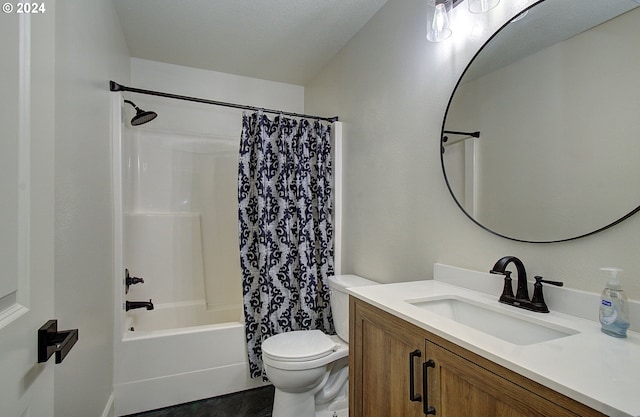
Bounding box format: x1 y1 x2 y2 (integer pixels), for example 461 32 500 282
423 359 436 415
409 349 422 402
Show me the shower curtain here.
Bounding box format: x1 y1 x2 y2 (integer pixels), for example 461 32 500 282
238 111 334 379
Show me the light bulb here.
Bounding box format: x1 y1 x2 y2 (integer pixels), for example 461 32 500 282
427 2 452 42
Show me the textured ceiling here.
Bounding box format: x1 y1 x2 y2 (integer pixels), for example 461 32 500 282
112 0 388 86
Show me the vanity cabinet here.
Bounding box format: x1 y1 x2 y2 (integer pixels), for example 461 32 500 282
349 297 606 417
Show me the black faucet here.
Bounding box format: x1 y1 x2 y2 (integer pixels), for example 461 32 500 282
490 256 563 313
491 256 530 302
125 300 154 311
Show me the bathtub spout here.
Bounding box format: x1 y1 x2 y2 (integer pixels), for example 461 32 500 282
126 299 154 311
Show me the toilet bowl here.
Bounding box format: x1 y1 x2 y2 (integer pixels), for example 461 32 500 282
261 274 378 417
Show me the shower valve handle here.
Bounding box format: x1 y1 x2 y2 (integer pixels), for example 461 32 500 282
125 269 145 294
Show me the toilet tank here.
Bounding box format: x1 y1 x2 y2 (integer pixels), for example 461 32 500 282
328 274 378 342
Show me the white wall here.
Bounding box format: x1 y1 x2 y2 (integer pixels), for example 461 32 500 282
130 57 304 121
305 0 640 299
54 0 130 416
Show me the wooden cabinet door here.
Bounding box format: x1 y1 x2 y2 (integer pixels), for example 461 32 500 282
425 341 582 417
350 298 425 417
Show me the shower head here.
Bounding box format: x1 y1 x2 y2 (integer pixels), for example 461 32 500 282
124 99 158 126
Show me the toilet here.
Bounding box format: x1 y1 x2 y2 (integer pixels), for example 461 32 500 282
261 274 378 417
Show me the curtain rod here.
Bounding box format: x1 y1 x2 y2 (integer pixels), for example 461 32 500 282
109 81 339 123
442 130 481 147
443 130 480 138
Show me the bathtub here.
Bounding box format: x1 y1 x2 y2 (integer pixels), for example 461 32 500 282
113 303 267 416
125 299 242 332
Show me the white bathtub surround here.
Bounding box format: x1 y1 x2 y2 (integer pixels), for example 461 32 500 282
113 97 251 415
332 122 343 275
347 264 640 417
114 216 259 417
124 213 243 322
113 139 258 415
124 127 244 315
117 210 247 415
125 213 206 304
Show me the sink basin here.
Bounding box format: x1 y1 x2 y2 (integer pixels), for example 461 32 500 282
408 296 579 345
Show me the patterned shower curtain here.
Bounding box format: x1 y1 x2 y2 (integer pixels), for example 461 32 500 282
238 111 335 379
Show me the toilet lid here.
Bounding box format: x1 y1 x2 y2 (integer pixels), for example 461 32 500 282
262 330 337 362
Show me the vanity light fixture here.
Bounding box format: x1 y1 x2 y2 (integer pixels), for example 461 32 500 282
427 0 500 42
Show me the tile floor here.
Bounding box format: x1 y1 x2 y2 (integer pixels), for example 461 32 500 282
123 385 275 417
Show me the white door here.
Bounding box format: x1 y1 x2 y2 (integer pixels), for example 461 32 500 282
0 9 57 417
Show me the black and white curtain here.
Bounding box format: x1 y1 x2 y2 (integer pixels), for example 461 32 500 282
238 111 335 379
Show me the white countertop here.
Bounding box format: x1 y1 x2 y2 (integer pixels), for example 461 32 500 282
347 264 640 417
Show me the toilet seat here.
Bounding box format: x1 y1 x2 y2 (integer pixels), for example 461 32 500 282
262 330 337 362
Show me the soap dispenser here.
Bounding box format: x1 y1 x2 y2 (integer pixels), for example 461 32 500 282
599 267 630 338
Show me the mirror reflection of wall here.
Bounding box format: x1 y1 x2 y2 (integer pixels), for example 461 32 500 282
443 4 640 242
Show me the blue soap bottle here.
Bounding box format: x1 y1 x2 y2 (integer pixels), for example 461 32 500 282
599 267 630 338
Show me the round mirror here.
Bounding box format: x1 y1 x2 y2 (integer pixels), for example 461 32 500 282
441 0 640 243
